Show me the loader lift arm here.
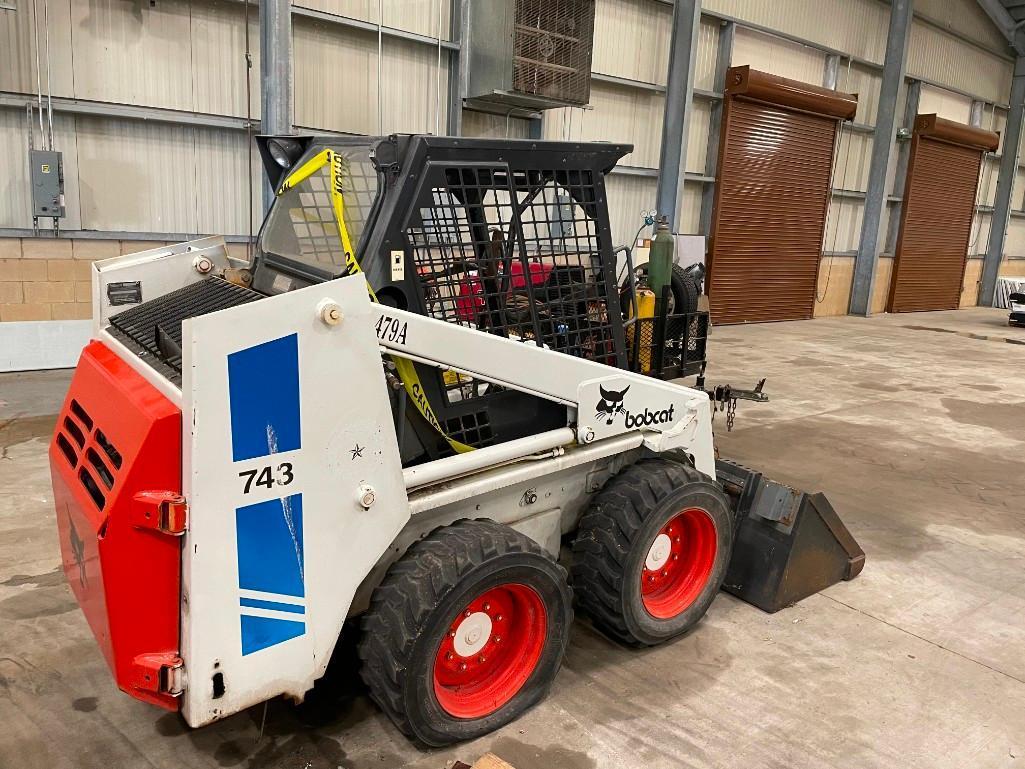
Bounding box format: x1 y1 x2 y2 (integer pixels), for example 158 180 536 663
366 299 717 479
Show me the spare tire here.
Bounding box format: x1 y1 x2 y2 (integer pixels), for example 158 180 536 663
669 264 699 315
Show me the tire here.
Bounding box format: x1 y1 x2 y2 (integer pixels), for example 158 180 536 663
358 519 573 746
669 264 699 315
572 458 733 646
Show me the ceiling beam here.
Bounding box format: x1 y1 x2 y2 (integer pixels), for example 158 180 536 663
976 0 1025 55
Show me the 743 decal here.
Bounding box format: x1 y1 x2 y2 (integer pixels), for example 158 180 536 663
239 462 294 494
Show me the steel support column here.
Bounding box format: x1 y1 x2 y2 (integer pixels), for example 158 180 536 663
655 0 701 231
446 0 466 135
883 79 920 255
698 21 735 237
980 57 1025 306
260 0 293 210
849 0 911 316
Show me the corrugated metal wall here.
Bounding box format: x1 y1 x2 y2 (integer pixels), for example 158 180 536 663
0 0 451 236
1 0 1023 312
702 0 889 63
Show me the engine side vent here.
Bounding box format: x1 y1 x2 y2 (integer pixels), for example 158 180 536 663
87 448 115 490
56 433 78 468
79 467 107 511
95 429 123 470
54 397 124 510
63 416 85 448
70 399 94 431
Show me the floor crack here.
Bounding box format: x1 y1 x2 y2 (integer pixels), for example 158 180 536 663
821 593 1025 687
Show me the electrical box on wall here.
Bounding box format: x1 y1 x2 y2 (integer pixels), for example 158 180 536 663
463 0 596 111
29 149 65 219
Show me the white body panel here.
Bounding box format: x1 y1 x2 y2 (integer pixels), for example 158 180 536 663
180 277 408 725
83 252 718 724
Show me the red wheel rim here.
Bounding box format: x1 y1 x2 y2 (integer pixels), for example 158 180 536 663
640 507 717 619
432 583 547 719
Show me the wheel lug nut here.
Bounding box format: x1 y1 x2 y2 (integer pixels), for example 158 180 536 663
672 554 679 561
648 575 655 582
478 655 487 664
446 651 453 661
495 614 503 621
674 536 681 543
465 610 472 617
661 570 668 577
483 602 491 611
449 630 456 637
459 662 467 671
493 636 502 644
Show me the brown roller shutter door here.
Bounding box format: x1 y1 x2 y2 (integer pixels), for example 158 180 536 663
707 67 857 325
888 114 999 313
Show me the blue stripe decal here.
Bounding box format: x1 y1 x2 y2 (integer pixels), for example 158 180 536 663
227 334 301 462
236 494 304 598
241 615 305 655
240 597 306 614
236 494 306 654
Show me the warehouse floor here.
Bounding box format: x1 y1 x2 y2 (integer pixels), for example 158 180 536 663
1 306 1023 769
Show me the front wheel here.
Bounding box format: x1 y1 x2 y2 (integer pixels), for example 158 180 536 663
358 519 572 746
572 459 733 646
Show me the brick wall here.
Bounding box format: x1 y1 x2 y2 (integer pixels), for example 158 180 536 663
0 238 249 322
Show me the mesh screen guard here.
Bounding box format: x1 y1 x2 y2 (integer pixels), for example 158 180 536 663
252 136 632 456
381 140 629 452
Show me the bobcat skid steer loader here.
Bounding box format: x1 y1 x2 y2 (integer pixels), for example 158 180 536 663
49 134 863 746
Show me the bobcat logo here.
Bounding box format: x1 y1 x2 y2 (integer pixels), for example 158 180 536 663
596 385 630 425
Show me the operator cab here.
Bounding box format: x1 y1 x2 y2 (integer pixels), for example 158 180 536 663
102 134 709 466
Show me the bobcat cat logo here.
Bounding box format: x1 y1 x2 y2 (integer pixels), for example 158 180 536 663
596 385 630 425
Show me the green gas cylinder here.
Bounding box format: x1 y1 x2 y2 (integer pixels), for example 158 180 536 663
648 215 674 306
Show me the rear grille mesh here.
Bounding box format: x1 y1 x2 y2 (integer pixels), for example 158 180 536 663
109 277 261 374
55 398 123 511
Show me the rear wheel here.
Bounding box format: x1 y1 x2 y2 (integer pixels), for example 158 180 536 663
572 459 732 646
358 519 572 746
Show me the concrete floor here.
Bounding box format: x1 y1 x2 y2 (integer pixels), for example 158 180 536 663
1 306 1024 769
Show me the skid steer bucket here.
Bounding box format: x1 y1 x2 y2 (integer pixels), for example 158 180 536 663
716 459 865 613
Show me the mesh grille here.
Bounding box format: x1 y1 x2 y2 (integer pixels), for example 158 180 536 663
627 313 708 380
406 164 618 404
512 0 595 104
109 278 262 373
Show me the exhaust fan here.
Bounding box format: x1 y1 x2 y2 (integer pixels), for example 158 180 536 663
463 0 596 111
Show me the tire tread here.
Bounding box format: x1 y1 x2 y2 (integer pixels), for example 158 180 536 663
358 519 568 739
571 458 704 645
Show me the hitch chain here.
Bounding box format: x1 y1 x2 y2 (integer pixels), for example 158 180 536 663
709 385 738 432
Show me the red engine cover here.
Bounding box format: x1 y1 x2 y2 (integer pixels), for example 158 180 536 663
50 341 183 710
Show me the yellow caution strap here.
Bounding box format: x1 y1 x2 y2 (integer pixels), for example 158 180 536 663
277 148 475 454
